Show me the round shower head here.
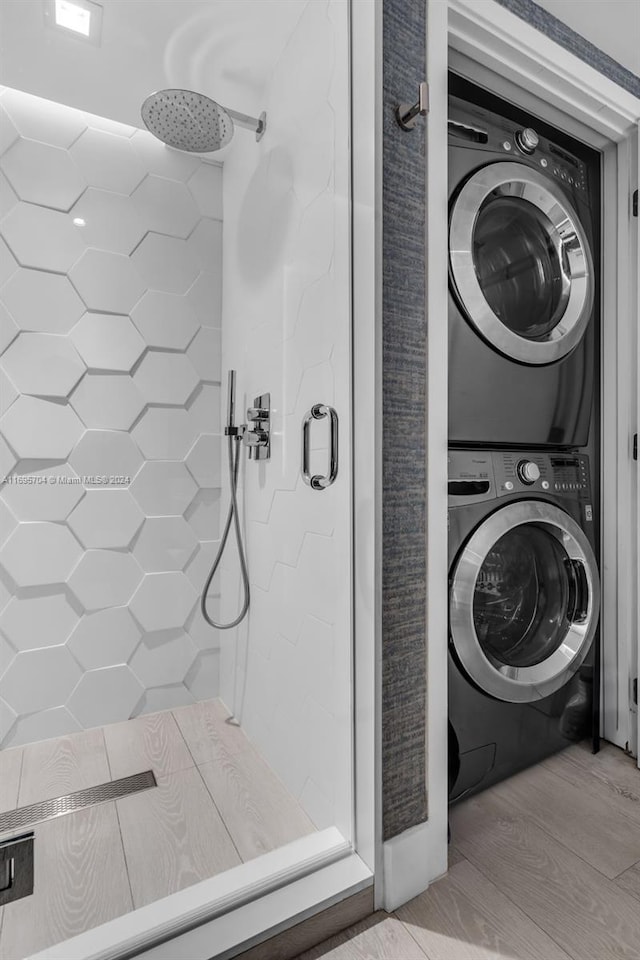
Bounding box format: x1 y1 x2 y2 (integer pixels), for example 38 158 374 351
141 89 234 153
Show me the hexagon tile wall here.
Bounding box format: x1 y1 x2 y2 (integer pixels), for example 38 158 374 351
0 87 223 749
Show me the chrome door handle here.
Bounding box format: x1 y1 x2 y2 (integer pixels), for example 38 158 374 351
302 404 338 490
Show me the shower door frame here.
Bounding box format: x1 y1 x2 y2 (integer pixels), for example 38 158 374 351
30 2 382 959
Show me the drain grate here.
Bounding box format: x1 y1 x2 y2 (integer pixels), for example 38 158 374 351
0 770 157 834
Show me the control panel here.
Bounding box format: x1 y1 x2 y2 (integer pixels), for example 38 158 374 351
448 450 591 504
449 98 589 195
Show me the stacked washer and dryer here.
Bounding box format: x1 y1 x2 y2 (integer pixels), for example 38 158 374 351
447 76 602 802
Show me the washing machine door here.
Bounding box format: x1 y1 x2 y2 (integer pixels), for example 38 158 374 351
450 500 600 702
449 161 594 365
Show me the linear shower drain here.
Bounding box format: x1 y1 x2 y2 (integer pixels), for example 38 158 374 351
0 770 157 834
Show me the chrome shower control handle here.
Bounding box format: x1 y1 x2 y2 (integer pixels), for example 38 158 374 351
302 404 338 490
245 430 268 446
247 407 269 421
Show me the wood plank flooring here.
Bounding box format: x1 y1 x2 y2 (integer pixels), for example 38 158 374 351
116 767 241 907
0 805 132 960
0 698 316 958
0 747 22 810
301 742 640 960
18 727 111 806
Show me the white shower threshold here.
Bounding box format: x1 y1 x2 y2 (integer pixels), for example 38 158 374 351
36 837 370 960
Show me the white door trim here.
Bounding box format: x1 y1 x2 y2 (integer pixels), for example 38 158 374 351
447 0 640 138
633 131 640 765
383 0 640 907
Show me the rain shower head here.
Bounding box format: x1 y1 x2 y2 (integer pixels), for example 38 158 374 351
140 89 266 153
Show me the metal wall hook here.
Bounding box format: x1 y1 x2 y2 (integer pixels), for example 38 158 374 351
396 81 428 131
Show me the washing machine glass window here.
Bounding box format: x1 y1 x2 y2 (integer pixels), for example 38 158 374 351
474 524 572 668
473 197 570 340
450 501 600 703
450 161 594 365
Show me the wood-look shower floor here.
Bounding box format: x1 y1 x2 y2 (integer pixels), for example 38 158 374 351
300 741 640 960
0 698 315 959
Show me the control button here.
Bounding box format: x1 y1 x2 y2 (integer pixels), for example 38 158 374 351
504 481 514 491
517 460 541 485
515 127 539 154
585 504 593 522
502 141 512 151
541 480 550 490
540 158 548 167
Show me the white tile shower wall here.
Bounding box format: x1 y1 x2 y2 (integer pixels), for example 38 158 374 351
218 0 352 837
0 88 223 748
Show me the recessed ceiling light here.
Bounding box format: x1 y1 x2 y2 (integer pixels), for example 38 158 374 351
43 0 103 44
55 0 91 35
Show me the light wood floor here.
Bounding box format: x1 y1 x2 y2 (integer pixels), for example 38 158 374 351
299 741 640 960
0 699 315 959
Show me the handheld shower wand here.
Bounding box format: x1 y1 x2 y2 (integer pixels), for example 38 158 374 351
226 369 237 434
201 370 250 629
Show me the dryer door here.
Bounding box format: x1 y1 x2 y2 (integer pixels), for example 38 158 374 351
449 161 594 365
450 500 600 702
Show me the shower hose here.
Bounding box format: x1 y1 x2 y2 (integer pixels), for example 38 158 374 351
200 433 250 629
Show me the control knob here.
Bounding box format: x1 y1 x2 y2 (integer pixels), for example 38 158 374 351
517 460 540 485
515 127 539 154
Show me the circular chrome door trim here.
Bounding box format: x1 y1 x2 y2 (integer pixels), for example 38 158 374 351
450 500 600 703
450 161 595 365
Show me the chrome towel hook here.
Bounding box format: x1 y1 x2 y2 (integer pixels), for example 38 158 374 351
302 404 338 490
396 81 428 131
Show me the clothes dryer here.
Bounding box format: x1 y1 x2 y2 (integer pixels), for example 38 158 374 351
448 84 600 447
448 449 600 802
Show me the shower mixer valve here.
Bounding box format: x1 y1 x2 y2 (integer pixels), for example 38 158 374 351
223 372 270 460
244 394 270 460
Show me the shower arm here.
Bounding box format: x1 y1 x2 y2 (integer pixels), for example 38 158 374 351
226 108 267 140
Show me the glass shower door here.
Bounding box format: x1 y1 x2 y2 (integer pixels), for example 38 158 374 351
0 1 354 955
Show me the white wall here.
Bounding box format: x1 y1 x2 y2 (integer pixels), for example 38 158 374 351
217 0 353 837
0 0 304 131
0 88 223 748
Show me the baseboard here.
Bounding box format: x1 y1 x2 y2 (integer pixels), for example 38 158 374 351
382 818 448 911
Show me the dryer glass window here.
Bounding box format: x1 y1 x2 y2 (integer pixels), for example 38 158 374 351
473 524 571 668
473 196 571 340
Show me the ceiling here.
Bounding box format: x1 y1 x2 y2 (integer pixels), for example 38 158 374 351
534 0 640 77
0 0 304 130
1 0 636 139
